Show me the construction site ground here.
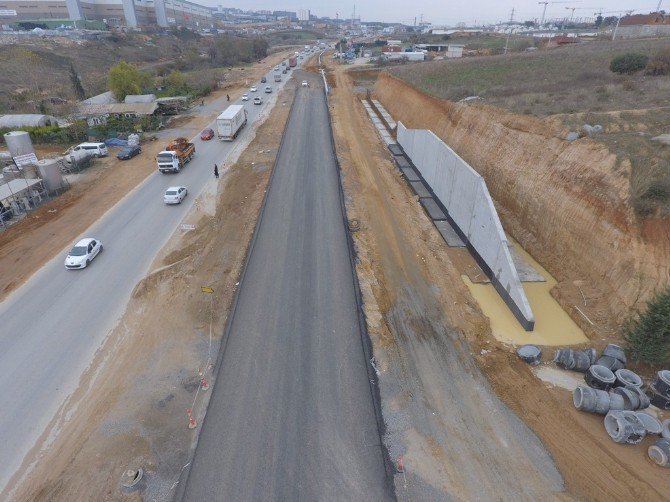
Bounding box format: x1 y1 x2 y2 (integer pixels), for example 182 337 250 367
325 58 670 500
3 53 298 500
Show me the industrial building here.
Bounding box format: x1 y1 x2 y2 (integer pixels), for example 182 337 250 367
0 0 214 28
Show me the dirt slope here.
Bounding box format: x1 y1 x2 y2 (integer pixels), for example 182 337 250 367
373 72 670 339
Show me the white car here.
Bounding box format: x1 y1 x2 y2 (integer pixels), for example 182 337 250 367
164 186 187 204
241 94 249 101
64 238 102 269
265 86 272 93
274 66 280 71
253 96 262 105
301 80 309 87
250 86 257 92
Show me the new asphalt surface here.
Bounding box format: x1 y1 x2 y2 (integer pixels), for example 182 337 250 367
180 74 392 500
0 66 295 493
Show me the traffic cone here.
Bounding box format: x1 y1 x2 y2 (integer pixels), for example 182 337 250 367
187 408 197 429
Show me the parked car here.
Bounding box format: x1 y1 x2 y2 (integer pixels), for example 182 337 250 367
164 186 188 204
200 128 214 140
72 142 108 157
261 77 267 83
250 86 258 92
253 97 262 105
116 144 141 160
282 69 287 74
265 86 272 93
274 66 280 71
64 238 102 269
301 80 309 87
241 94 249 101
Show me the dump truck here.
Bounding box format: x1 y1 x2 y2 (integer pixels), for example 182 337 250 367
156 137 195 173
288 56 297 67
216 105 247 141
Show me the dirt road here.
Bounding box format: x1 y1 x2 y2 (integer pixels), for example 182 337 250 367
328 61 566 500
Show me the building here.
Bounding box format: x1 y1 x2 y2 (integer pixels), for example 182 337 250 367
0 114 58 128
616 12 670 39
297 9 309 22
0 0 214 28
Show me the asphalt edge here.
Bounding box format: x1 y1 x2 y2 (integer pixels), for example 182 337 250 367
321 71 398 499
173 80 299 501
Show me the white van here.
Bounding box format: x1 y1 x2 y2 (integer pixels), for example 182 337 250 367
72 142 108 157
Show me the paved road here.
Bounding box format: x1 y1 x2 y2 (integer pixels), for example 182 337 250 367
180 74 392 500
0 64 297 493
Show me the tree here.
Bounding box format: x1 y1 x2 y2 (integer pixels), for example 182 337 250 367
595 15 603 28
252 37 268 60
108 61 144 100
165 70 188 94
624 287 670 367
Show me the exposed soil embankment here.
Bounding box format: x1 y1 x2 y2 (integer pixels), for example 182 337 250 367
374 72 670 336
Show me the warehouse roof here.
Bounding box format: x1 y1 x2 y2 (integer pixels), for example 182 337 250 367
0 114 58 128
76 102 158 116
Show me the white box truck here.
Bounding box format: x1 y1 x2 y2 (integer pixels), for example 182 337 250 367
216 105 247 141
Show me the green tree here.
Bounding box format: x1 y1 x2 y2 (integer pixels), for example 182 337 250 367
108 61 142 100
624 287 670 367
165 70 188 94
252 37 269 60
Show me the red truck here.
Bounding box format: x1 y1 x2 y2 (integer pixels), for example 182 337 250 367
288 56 297 67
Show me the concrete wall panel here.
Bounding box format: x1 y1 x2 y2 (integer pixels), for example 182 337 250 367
397 122 534 329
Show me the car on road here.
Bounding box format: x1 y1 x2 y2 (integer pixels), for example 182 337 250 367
250 86 257 92
116 144 141 160
64 238 102 269
253 97 262 105
241 94 249 101
260 77 267 83
164 186 187 204
265 86 272 93
200 128 214 140
282 69 287 74
301 80 309 87
274 66 280 71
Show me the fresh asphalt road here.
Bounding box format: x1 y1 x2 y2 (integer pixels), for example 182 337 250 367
0 64 297 492
180 74 392 500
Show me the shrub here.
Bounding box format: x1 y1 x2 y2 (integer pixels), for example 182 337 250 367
645 47 670 76
609 53 649 74
624 287 670 367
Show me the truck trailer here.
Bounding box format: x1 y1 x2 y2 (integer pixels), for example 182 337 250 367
156 137 195 173
216 105 248 141
288 56 297 67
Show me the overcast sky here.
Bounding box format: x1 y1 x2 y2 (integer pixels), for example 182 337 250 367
209 0 661 25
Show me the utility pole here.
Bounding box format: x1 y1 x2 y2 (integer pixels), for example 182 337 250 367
509 7 515 23
538 1 549 25
657 0 663 12
565 6 577 21
612 10 634 40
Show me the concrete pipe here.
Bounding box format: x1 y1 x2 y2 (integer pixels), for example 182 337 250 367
585 365 616 391
604 410 647 444
554 348 575 369
652 370 670 397
517 344 542 365
595 355 624 372
602 343 627 365
635 412 663 435
648 438 670 467
663 419 670 440
572 351 592 373
584 348 597 365
606 392 626 413
612 387 641 411
573 386 622 414
614 369 642 388
630 385 651 410
647 386 670 410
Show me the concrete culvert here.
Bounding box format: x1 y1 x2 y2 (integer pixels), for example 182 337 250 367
585 365 616 391
652 370 670 397
572 351 592 372
584 348 597 365
517 344 542 364
121 467 144 489
648 438 670 467
614 369 643 388
573 386 597 412
573 386 620 414
630 385 651 410
602 343 627 365
663 419 670 439
595 355 624 372
635 412 663 435
606 392 626 413
647 385 670 410
554 348 575 369
604 410 647 444
612 386 640 411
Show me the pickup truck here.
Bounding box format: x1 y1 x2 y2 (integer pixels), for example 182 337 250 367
156 138 195 173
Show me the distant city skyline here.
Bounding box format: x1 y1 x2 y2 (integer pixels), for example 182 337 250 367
207 0 661 25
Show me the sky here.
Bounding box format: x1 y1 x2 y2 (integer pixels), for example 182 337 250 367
206 0 662 25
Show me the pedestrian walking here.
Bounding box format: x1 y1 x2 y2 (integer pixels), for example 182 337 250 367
214 164 219 179
226 94 230 102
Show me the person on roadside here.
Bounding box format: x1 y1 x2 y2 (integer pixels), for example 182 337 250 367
201 99 204 106
226 94 230 102
214 164 219 179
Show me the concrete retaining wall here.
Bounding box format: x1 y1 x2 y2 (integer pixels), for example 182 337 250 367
397 122 534 330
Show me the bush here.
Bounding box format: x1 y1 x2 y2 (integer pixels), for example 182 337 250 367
609 53 649 74
0 121 87 145
624 287 670 367
645 47 670 76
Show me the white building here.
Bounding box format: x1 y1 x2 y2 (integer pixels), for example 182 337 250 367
297 8 309 22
